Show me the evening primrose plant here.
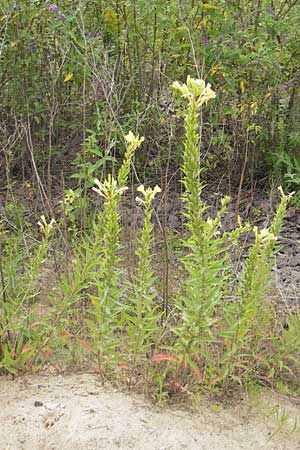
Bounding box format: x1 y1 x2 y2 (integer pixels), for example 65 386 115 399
86 175 126 373
84 132 144 373
124 184 162 367
0 215 55 373
171 76 290 387
2 75 295 393
172 77 232 377
56 77 291 388
220 192 291 385
53 132 143 372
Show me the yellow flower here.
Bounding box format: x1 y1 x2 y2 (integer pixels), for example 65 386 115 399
125 131 144 148
198 83 216 105
153 185 161 196
187 75 205 97
93 178 127 198
173 76 215 105
136 184 161 204
259 228 276 242
172 81 192 100
38 215 55 235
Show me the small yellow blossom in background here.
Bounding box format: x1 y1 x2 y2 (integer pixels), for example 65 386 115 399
260 228 276 242
253 225 276 243
137 184 161 196
250 100 258 114
136 184 161 205
278 185 294 199
203 3 219 10
103 8 121 32
64 72 74 83
38 215 55 237
152 185 161 196
136 185 146 195
240 80 246 93
93 177 128 198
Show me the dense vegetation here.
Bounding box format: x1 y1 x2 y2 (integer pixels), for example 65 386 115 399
0 1 300 398
2 0 300 192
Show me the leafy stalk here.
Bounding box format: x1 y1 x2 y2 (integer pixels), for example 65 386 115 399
172 77 230 372
124 184 162 365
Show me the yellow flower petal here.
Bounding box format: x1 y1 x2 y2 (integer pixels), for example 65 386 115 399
64 72 74 83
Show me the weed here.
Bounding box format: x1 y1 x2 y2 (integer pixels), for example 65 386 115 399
123 184 162 370
0 214 55 373
0 75 296 401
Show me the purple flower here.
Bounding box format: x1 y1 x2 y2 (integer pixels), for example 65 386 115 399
202 35 209 46
58 14 66 21
280 83 289 90
48 4 58 13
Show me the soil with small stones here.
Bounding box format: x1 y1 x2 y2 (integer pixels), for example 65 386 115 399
1 373 300 450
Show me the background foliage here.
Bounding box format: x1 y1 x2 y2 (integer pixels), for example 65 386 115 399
1 0 300 195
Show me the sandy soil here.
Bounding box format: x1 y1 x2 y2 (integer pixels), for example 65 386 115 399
1 373 300 450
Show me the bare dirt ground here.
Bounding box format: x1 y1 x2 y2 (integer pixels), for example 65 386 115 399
1 373 300 450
